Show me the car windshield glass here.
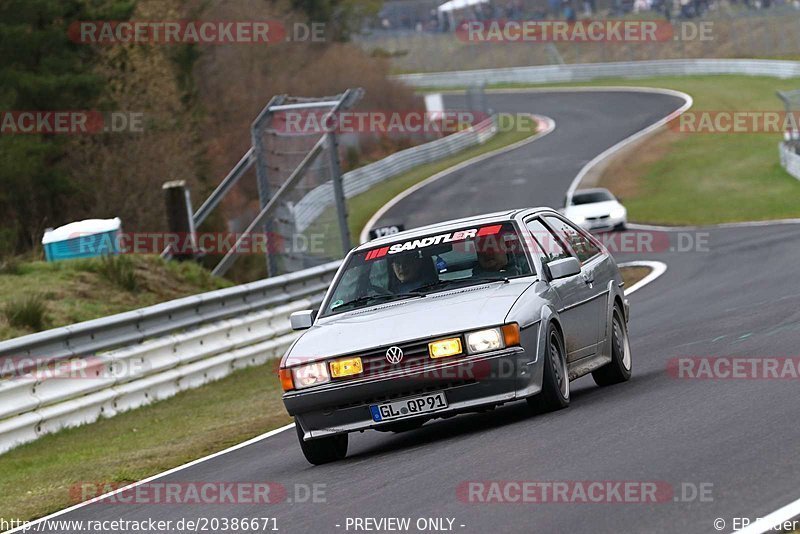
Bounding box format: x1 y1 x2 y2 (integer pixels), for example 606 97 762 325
321 222 534 317
571 190 614 205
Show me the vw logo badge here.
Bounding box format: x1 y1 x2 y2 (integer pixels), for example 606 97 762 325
386 346 404 364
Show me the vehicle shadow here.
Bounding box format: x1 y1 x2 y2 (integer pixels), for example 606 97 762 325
347 367 664 461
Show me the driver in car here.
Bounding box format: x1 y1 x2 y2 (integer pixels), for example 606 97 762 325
390 252 430 293
473 234 522 277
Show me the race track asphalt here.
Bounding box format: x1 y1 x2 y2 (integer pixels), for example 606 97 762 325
39 90 800 534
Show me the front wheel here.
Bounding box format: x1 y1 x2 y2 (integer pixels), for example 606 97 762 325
528 324 570 413
592 305 632 386
295 419 348 465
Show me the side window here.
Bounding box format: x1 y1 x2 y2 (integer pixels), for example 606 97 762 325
525 219 571 265
543 216 601 264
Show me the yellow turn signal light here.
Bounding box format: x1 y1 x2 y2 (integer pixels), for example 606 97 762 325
329 357 363 378
428 337 463 359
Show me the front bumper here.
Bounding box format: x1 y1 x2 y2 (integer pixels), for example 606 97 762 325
578 214 626 232
284 347 529 440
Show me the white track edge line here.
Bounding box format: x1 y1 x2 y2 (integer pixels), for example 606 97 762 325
618 261 668 296
2 423 297 534
359 114 556 244
733 497 800 534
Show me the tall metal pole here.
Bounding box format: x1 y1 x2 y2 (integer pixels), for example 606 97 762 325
327 131 351 254
251 95 287 277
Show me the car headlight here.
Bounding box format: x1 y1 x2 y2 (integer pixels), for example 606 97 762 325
466 328 504 354
569 214 587 225
287 361 330 390
465 324 521 355
610 207 626 219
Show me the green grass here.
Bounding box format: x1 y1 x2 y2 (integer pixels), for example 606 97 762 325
0 255 232 340
473 75 800 225
0 363 290 523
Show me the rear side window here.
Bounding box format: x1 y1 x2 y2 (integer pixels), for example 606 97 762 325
543 216 601 264
525 219 571 265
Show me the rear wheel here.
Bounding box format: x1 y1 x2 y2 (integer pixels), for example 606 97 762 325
592 305 632 386
528 324 570 413
295 419 348 465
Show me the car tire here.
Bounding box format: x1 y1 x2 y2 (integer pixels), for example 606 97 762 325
592 305 632 386
528 324 570 413
295 419 348 465
613 222 627 231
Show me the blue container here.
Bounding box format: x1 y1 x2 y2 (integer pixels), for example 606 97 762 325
42 218 122 262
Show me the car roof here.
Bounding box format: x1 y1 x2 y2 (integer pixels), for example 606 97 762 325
356 207 558 250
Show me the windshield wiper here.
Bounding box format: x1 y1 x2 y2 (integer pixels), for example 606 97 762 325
416 276 508 293
331 292 424 310
472 276 510 284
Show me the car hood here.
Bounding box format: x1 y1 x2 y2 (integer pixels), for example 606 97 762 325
564 200 622 218
282 279 534 366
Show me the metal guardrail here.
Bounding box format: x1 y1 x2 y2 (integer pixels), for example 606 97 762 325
394 59 800 87
293 116 498 231
779 142 800 180
0 261 340 454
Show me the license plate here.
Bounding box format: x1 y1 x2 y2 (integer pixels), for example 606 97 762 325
370 392 448 422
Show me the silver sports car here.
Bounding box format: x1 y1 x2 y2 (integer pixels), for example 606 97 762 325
280 208 632 464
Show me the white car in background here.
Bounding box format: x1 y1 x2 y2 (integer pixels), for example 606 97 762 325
563 188 627 232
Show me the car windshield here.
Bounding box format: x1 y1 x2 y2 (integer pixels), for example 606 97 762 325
571 190 615 205
321 222 534 316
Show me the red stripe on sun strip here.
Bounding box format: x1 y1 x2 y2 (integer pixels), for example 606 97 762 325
477 225 502 236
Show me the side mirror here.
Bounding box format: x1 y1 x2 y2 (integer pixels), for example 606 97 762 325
548 257 581 280
290 309 317 330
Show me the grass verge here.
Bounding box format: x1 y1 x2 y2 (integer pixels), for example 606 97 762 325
480 75 800 225
0 255 231 341
0 362 290 523
619 265 651 289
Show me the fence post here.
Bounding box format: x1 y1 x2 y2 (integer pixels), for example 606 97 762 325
251 95 287 277
327 131 351 253
162 180 198 261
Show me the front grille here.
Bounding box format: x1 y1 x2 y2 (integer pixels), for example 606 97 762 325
360 339 432 377
329 335 464 381
587 215 610 221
